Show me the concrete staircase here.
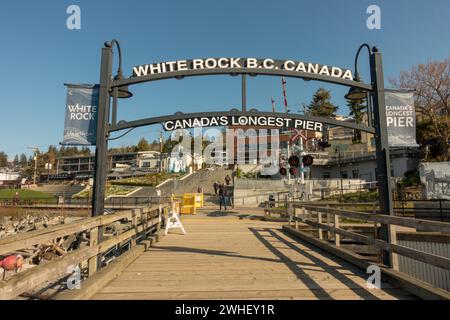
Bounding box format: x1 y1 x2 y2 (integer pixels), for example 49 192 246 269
118 168 233 200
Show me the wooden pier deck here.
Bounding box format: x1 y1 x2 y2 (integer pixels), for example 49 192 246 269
92 215 415 300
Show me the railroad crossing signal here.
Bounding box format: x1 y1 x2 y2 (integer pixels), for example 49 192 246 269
288 155 300 167
289 128 307 145
302 155 314 167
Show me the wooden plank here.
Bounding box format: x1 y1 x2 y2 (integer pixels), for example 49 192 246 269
90 217 417 301
88 227 99 277
55 232 162 300
318 212 323 240
334 214 340 246
92 287 413 300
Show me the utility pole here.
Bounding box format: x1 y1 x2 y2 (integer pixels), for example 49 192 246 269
281 78 289 113
241 74 247 112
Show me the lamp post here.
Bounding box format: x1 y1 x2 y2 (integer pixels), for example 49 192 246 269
335 146 344 200
345 44 397 268
27 146 40 185
92 40 133 218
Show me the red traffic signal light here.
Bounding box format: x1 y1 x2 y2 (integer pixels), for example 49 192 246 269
279 167 287 176
302 155 314 166
288 155 300 167
289 167 298 175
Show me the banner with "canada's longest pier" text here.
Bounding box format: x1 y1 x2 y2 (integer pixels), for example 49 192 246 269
385 89 418 147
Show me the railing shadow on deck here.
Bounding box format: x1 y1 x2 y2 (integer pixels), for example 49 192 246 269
248 227 383 300
148 246 354 273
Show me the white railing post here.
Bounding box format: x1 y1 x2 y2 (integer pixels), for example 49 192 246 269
288 202 293 227
318 211 323 240
88 226 99 277
334 213 340 247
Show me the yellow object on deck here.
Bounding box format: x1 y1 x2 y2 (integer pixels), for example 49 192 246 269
171 193 203 214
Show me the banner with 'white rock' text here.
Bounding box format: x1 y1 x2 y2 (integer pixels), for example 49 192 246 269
62 84 99 146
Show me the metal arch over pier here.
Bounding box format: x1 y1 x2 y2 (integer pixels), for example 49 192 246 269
111 57 373 91
92 40 395 269
110 110 376 134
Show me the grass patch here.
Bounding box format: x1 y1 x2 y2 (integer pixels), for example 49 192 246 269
324 190 379 202
73 184 137 199
0 189 54 200
110 173 184 187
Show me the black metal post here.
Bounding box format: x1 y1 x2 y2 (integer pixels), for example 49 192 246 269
242 74 247 112
370 48 396 267
159 132 163 173
366 91 373 127
111 87 118 127
92 45 113 217
338 147 344 200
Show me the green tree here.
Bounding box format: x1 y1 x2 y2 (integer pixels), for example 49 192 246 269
137 137 150 151
0 151 8 167
19 154 28 167
163 139 179 154
80 146 91 155
150 140 160 151
13 155 19 166
307 88 338 118
347 98 366 143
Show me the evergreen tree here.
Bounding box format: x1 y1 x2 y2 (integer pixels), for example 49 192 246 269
346 98 366 143
0 151 8 167
150 140 160 151
81 146 91 155
13 155 19 166
19 154 28 166
307 88 338 118
137 137 150 151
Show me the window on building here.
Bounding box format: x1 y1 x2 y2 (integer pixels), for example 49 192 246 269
352 169 359 179
341 171 348 179
323 172 330 179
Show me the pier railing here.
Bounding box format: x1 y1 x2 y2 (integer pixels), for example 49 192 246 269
0 204 168 300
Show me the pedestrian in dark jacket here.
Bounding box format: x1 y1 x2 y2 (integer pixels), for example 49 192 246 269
213 181 219 195
218 185 227 211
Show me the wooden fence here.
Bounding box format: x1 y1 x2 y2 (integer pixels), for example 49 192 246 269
0 204 167 300
281 203 450 272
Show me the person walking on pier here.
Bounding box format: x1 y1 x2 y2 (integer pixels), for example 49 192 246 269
225 174 231 186
218 185 227 211
213 181 219 195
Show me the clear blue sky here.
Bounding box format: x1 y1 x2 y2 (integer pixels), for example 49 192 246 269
1 0 449 159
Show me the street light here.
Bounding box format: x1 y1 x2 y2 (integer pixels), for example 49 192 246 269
105 40 133 99
344 43 372 101
27 146 40 185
